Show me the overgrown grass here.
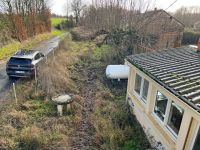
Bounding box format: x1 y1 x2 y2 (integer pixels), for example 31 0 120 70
0 35 95 149
71 38 151 149
0 34 150 149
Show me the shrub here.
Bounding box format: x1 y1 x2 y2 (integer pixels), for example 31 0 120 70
70 30 81 41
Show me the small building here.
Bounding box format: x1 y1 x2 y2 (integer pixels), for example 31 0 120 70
125 46 200 149
136 9 185 52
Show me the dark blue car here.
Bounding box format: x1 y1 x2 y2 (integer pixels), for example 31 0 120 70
6 50 44 78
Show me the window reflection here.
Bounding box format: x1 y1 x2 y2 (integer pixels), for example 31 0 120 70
167 102 184 135
154 91 168 121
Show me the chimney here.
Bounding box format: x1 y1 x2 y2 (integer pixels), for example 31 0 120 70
198 38 200 52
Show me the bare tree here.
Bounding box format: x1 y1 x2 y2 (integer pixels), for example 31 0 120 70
71 0 85 25
174 6 200 28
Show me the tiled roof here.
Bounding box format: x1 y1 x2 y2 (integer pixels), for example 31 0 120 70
126 46 200 112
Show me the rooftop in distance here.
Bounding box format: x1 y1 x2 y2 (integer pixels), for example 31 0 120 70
126 46 200 112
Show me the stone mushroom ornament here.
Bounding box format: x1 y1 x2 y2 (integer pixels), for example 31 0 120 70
51 94 74 116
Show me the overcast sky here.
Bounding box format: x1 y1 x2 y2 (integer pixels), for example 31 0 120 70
51 0 200 16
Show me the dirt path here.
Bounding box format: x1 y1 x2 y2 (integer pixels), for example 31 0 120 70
71 67 97 150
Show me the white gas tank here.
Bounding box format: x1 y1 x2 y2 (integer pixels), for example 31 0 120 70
106 65 130 80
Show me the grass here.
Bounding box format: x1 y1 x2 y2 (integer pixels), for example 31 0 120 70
51 17 66 27
0 33 53 61
0 17 66 62
0 30 68 62
80 46 151 149
51 17 68 37
0 34 150 149
51 29 66 36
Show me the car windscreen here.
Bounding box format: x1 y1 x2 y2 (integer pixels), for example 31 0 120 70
8 57 32 65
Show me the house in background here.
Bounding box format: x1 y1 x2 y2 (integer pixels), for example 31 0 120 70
125 45 200 149
136 9 185 53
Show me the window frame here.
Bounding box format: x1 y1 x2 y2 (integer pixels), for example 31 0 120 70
133 73 149 104
134 73 142 96
141 79 149 101
152 90 184 139
153 91 170 122
166 102 184 137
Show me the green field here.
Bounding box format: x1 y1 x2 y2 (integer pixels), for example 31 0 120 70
51 17 67 36
51 17 66 27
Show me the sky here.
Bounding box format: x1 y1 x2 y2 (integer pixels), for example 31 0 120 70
51 0 200 16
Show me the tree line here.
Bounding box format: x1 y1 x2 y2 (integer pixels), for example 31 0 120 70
70 0 150 31
0 0 51 43
174 6 200 29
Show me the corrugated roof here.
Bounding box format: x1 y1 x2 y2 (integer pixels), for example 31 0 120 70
126 46 200 112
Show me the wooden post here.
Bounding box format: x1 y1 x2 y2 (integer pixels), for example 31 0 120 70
34 66 38 95
13 83 17 104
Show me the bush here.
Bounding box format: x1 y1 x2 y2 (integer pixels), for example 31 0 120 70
182 32 200 45
55 19 75 30
70 30 81 41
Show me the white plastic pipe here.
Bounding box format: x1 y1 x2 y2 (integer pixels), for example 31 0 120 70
106 65 130 80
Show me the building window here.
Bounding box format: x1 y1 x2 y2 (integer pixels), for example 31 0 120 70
154 91 168 121
142 79 149 101
167 102 184 135
134 73 142 94
134 73 149 103
153 91 184 137
193 127 200 150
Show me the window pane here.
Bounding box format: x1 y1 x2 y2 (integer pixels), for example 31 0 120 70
142 79 149 101
154 91 168 121
134 74 142 94
193 128 200 150
167 102 184 135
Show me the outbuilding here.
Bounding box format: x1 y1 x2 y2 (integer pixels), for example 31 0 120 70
126 45 200 149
